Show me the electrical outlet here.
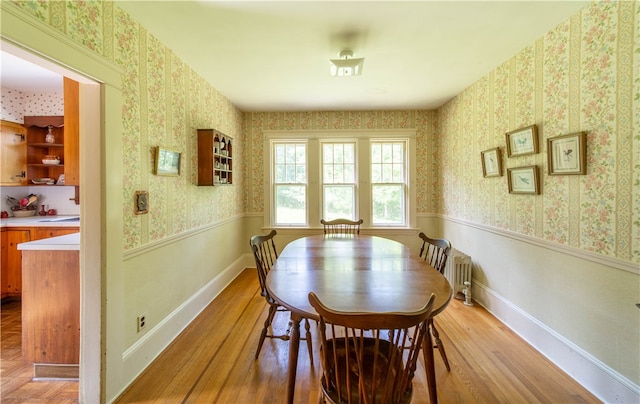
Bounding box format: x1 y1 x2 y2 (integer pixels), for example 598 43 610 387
137 314 146 332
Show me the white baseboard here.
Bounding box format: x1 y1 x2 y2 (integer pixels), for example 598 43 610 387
473 281 640 403
116 254 253 401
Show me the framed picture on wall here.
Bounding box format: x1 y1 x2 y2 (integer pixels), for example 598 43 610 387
481 147 502 177
154 146 181 176
507 165 540 194
547 131 587 175
506 125 539 157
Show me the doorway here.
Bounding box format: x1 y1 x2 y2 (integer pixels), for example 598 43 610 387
1 40 102 402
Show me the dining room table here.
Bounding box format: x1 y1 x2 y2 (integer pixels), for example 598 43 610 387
266 234 453 404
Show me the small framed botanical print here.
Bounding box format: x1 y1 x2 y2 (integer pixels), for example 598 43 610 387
506 125 539 157
507 165 540 194
547 131 586 175
481 147 502 177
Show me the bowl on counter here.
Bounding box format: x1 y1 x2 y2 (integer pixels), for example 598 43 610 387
12 209 37 217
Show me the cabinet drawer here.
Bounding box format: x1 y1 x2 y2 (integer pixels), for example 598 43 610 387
32 227 79 241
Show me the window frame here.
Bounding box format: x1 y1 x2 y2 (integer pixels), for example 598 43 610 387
270 139 309 226
370 140 408 227
264 130 416 230
321 140 359 222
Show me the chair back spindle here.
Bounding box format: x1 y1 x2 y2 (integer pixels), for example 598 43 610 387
418 232 451 274
309 292 436 404
321 218 363 235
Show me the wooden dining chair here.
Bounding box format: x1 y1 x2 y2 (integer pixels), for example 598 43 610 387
309 291 436 404
320 218 363 235
249 230 313 363
418 231 452 371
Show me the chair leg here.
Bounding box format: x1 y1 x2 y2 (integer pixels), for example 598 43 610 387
304 318 313 365
430 318 450 371
255 304 278 359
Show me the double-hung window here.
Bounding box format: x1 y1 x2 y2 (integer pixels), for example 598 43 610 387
273 141 307 225
266 131 415 229
371 141 405 225
322 142 357 221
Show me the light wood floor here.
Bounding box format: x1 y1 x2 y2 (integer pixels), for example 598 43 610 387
1 269 601 403
0 298 78 403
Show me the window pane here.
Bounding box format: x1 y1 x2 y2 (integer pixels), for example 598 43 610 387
275 164 285 182
392 163 404 182
371 143 381 163
296 145 306 164
275 142 306 184
275 185 306 224
275 144 285 164
372 184 403 225
324 186 355 220
323 144 333 163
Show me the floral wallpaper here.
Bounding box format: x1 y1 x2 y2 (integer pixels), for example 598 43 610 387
10 0 244 251
1 88 63 123
437 1 639 263
243 110 438 215
8 1 638 265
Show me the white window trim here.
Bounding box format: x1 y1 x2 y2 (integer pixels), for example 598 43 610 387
264 130 416 229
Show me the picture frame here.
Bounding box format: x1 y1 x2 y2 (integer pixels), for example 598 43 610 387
481 147 502 177
506 124 539 157
134 191 149 215
547 131 586 175
154 146 181 176
507 165 540 194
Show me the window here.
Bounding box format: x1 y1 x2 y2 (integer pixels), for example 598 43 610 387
371 142 405 225
322 142 356 221
266 131 415 229
273 142 307 225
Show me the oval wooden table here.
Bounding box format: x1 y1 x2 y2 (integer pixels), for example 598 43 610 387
266 234 452 404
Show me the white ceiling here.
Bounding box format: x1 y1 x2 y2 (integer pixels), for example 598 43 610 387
2 1 589 112
0 51 63 92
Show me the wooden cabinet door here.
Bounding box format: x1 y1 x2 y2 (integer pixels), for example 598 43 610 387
1 230 7 298
4 229 30 296
63 77 80 186
0 120 27 185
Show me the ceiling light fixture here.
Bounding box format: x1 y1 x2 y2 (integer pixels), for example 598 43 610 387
329 50 364 77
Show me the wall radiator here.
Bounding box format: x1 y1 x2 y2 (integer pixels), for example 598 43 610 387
444 248 473 306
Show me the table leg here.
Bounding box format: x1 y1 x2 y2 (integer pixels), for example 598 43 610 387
423 326 438 404
286 313 301 404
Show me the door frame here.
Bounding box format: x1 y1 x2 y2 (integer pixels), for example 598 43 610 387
1 3 124 402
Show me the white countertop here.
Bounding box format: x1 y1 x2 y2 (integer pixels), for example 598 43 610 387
17 232 80 251
0 215 80 228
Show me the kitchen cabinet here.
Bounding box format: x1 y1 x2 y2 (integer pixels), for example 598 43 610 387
0 226 78 298
1 228 30 298
32 227 79 240
197 129 233 186
0 120 27 185
63 77 80 186
21 77 80 192
24 115 65 185
21 243 79 377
